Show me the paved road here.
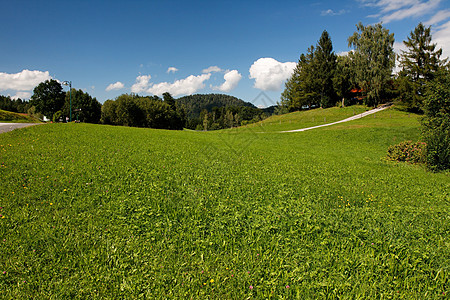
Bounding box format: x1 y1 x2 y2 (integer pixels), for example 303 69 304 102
281 106 390 133
0 122 44 134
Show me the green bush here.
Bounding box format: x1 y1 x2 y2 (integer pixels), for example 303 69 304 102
386 140 426 164
423 116 450 171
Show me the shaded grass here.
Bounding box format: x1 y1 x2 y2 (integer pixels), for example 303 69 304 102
0 110 448 299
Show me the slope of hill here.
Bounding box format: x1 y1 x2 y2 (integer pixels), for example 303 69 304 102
237 105 371 132
0 108 447 298
0 109 41 123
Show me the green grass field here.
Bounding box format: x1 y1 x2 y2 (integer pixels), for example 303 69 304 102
0 106 448 299
0 109 41 123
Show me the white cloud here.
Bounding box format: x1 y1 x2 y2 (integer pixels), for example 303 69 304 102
249 58 296 91
321 9 347 16
433 20 450 59
202 66 223 73
361 0 442 23
11 91 32 100
425 9 450 24
148 74 211 96
167 67 179 74
0 69 51 91
131 75 152 94
131 73 211 97
105 81 124 92
360 0 450 59
337 50 354 56
213 70 242 92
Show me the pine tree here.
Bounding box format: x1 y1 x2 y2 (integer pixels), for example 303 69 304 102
315 30 337 108
280 30 337 111
397 23 446 112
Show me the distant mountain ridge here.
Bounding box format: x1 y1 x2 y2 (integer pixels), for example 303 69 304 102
176 94 256 119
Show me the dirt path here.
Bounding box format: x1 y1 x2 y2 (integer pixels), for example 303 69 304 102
281 106 390 133
0 122 44 134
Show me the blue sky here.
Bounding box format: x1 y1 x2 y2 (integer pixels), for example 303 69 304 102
1 0 449 107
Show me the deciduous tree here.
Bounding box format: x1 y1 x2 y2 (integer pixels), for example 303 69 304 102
30 79 65 119
348 23 395 107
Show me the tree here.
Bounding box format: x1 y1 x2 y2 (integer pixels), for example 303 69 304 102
62 89 102 123
163 92 176 110
30 79 65 119
348 22 395 107
397 23 446 112
280 47 320 111
100 100 117 125
315 30 337 108
333 55 356 106
280 30 338 111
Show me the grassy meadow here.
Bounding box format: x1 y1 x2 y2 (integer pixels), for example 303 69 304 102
0 107 448 299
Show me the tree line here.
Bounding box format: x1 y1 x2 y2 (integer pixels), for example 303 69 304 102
280 22 448 113
0 96 31 113
175 94 271 130
8 80 269 131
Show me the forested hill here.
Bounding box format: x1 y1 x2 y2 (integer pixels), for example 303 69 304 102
176 94 256 119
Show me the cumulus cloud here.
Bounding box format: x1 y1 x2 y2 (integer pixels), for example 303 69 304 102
213 70 242 92
167 67 179 74
202 66 223 73
105 81 124 92
11 91 32 100
131 73 211 97
0 69 51 91
321 9 347 16
131 75 152 94
249 58 296 91
148 74 211 96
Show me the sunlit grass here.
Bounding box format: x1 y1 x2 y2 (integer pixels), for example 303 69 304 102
0 107 448 299
0 109 41 123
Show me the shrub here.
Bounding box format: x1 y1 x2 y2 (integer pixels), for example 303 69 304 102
423 117 450 171
386 141 426 164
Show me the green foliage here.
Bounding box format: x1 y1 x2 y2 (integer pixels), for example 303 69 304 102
0 95 31 113
315 30 338 108
175 94 268 130
176 94 256 119
281 31 338 111
386 141 426 164
101 94 184 130
397 23 446 112
30 79 65 119
422 69 450 171
348 23 395 107
333 55 356 106
0 108 448 298
62 89 102 123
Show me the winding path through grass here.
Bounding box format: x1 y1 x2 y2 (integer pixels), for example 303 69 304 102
281 105 390 133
